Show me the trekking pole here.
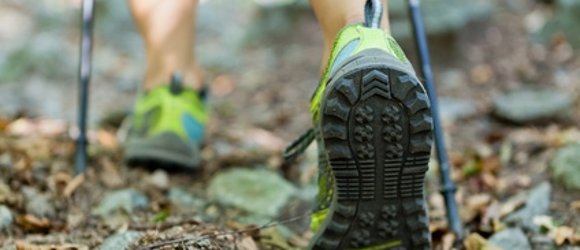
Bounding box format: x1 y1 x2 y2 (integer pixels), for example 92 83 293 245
407 0 464 238
74 0 96 174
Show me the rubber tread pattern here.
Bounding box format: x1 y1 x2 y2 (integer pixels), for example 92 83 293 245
311 50 433 250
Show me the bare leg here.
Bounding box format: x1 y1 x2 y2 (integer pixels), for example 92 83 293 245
310 0 390 70
128 0 203 90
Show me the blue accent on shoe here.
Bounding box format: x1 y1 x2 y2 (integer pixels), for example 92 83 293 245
181 113 205 142
329 39 360 76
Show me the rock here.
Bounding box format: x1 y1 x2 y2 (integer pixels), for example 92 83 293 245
0 181 12 204
504 182 551 231
530 234 556 250
208 168 297 217
493 89 573 123
488 228 531 250
148 170 169 190
97 231 141 250
536 0 580 48
0 205 13 230
550 143 580 190
93 189 149 216
389 0 495 38
439 97 478 123
168 187 206 212
22 187 55 218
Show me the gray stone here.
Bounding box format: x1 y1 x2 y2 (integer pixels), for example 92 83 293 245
93 189 149 216
208 168 297 217
504 182 551 231
0 205 13 230
439 97 477 122
536 0 580 48
493 89 573 123
550 143 580 190
22 187 55 218
168 187 207 212
489 228 531 250
97 231 141 250
389 0 495 38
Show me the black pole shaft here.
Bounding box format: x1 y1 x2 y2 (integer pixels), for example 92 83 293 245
75 0 95 174
407 0 463 237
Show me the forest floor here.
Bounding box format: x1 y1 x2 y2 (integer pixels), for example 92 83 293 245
0 0 579 249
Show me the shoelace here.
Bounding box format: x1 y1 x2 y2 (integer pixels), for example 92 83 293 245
282 128 316 162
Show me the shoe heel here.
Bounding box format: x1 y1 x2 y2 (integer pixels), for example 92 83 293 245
313 49 433 250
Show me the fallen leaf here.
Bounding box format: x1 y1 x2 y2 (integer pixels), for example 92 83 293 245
570 200 580 211
99 157 123 188
470 64 494 84
245 128 286 151
96 129 119 151
7 118 67 137
16 241 88 250
64 174 85 198
554 226 574 246
467 193 493 213
212 74 236 97
236 236 259 250
16 214 51 232
0 117 10 132
464 233 494 250
481 172 498 189
441 233 456 250
499 193 526 218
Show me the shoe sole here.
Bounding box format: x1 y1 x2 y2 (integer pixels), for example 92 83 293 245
312 49 433 250
124 132 201 170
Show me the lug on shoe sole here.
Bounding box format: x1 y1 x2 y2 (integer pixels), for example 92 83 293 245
312 50 434 250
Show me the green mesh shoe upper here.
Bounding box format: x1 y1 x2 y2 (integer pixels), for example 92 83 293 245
124 76 208 168
130 84 208 142
310 24 408 122
284 23 411 233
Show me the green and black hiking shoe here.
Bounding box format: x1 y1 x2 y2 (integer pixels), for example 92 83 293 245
285 3 433 249
124 74 208 169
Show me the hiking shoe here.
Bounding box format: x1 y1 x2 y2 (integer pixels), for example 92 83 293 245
284 8 433 250
124 74 208 169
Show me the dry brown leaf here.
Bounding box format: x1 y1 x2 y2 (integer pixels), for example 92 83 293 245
481 172 498 189
467 193 493 211
236 236 259 250
570 200 580 211
573 232 580 245
464 233 489 250
50 172 72 194
499 193 527 218
481 156 501 174
441 233 456 250
64 174 85 198
212 74 237 97
7 118 67 137
554 226 574 246
470 64 494 84
99 157 123 188
16 214 51 231
245 128 286 151
16 241 88 250
96 129 119 151
0 117 10 132
481 201 500 232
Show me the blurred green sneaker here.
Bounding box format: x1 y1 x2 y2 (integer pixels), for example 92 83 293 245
124 74 208 169
285 20 434 250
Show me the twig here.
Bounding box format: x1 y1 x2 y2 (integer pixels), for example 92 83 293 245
129 218 201 231
136 212 312 250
